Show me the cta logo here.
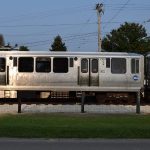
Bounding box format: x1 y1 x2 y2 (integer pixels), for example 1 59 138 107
133 75 139 81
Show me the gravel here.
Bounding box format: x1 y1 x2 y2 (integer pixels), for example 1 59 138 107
0 104 149 114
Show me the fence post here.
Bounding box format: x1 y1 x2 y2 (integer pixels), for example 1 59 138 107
136 91 140 114
18 98 22 113
81 92 85 113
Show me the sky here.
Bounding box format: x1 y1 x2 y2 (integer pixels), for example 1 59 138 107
0 0 150 52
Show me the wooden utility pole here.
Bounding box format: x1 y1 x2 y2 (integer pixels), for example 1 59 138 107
96 3 104 52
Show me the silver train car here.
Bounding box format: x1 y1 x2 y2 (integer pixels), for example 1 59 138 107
145 53 150 101
0 51 144 102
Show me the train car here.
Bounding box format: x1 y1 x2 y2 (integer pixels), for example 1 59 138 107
144 53 150 101
0 51 144 103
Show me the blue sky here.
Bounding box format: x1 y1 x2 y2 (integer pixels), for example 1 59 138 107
0 0 150 51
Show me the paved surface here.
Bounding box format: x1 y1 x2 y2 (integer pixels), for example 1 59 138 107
0 104 150 114
0 139 150 150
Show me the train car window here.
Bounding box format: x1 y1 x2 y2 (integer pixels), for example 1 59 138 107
81 59 88 73
147 58 150 74
13 57 17 67
131 59 139 74
70 58 74 67
136 60 139 73
36 57 51 73
53 58 68 73
111 58 126 74
18 57 34 72
0 58 5 72
92 59 98 73
106 58 110 68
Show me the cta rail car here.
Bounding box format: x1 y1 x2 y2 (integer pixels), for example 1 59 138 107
144 53 150 101
0 51 144 103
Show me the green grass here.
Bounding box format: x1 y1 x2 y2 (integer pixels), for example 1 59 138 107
0 113 150 138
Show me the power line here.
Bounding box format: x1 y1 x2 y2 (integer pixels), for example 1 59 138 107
2 1 150 51
0 3 149 25
19 32 97 46
103 0 131 30
107 0 131 21
0 22 96 28
1 21 146 29
0 5 93 24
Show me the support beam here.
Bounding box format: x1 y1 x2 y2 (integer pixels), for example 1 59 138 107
18 98 22 113
81 92 85 113
136 91 140 114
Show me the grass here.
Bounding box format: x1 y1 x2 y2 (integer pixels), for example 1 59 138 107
0 113 150 138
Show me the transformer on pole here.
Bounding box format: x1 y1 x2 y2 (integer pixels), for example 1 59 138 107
96 3 104 52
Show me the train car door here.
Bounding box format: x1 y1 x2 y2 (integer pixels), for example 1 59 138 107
79 58 99 86
0 57 6 85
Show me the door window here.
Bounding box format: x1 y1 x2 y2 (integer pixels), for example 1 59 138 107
92 59 98 73
81 59 88 73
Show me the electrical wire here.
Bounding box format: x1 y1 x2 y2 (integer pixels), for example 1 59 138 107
103 0 131 30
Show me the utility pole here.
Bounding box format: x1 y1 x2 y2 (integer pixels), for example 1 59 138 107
96 3 104 52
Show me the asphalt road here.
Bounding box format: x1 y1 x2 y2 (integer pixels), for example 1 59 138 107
0 139 150 150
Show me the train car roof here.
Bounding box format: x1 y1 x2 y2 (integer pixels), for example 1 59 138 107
0 51 143 57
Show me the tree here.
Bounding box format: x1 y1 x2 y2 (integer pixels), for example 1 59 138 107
50 35 67 51
102 22 150 54
19 46 29 51
0 34 5 47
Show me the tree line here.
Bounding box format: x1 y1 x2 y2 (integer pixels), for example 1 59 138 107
0 22 150 54
0 34 67 51
102 22 150 54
